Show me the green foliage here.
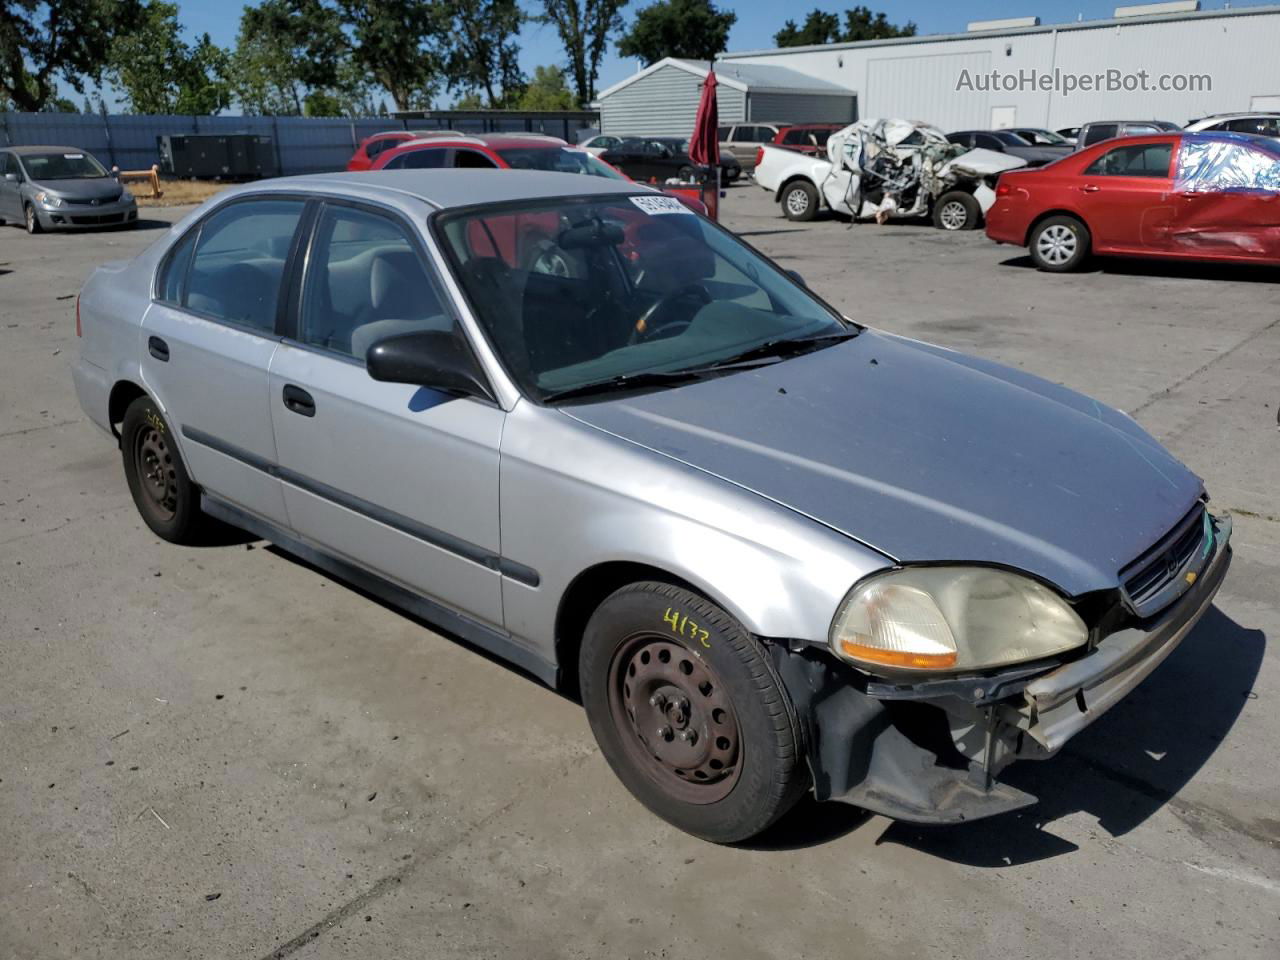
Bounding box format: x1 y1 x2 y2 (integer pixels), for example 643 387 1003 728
616 0 736 65
443 0 524 108
774 6 916 47
106 1 231 114
0 0 143 112
514 65 577 110
536 0 629 106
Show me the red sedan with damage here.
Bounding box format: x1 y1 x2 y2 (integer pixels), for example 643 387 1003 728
986 131 1280 271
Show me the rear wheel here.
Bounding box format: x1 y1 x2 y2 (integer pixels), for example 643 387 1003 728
580 582 807 843
24 203 41 234
781 180 818 222
1030 215 1091 272
120 396 203 543
932 190 981 231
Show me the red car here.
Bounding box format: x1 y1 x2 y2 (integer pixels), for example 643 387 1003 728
372 134 709 215
347 130 458 171
986 131 1280 271
753 123 843 168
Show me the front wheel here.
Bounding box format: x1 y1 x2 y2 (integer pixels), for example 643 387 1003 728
1029 215 1091 272
120 396 203 543
24 204 41 234
781 180 818 222
932 190 981 231
579 582 808 843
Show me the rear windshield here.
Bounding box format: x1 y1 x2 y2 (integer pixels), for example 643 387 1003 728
20 151 109 180
495 146 627 180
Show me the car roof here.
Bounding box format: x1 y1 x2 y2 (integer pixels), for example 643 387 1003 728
388 133 569 151
239 169 650 210
1077 130 1278 152
5 144 99 156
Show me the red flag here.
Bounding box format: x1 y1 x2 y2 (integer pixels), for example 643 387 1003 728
688 69 719 167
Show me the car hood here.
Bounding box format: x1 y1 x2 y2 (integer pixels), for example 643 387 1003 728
30 177 122 201
563 330 1203 597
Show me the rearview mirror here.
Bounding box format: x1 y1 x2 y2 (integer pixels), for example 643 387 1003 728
366 329 495 403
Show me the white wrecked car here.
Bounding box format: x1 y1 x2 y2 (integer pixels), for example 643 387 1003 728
753 118 1027 229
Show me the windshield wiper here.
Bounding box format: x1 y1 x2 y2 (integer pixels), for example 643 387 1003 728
690 329 858 370
541 368 712 404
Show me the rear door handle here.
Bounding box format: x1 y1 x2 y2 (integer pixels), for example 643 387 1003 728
1080 184 1101 193
148 336 169 362
282 384 315 417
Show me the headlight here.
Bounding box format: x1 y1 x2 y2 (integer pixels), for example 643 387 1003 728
121 190 135 204
36 192 63 207
830 566 1088 673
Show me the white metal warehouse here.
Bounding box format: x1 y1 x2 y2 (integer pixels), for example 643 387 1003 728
594 58 857 136
718 2 1280 133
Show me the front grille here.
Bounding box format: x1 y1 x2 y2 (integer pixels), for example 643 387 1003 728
70 213 125 225
64 194 122 205
1119 504 1209 618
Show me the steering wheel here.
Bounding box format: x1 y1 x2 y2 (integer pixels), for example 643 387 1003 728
630 282 711 344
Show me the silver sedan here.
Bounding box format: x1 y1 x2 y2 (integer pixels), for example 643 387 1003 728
1 146 138 233
71 169 1230 842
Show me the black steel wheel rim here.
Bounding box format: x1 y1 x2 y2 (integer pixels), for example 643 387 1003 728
134 424 178 521
607 633 743 805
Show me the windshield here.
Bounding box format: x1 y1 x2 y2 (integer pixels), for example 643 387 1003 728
1020 129 1068 145
495 146 627 181
19 151 109 180
994 131 1032 146
434 194 852 402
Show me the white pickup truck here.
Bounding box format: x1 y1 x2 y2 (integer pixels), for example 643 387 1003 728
753 118 1027 230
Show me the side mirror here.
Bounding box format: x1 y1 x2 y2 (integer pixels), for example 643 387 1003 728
786 269 807 288
366 329 495 403
2 173 16 182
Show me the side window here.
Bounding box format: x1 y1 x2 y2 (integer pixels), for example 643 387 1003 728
156 229 197 304
975 134 1002 150
1085 143 1173 177
1123 124 1159 136
1227 117 1279 136
0 153 13 177
1176 140 1280 192
299 204 453 360
365 137 398 159
1082 124 1118 146
454 149 497 169
782 128 808 145
184 199 305 331
400 148 448 169
717 125 731 140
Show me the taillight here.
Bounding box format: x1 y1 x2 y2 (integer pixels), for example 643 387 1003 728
755 146 764 167
996 182 1011 197
75 294 82 337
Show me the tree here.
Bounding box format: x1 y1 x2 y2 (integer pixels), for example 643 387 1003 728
443 0 524 108
775 6 915 47
616 0 736 65
514 65 576 110
106 1 231 114
231 0 348 115
331 0 447 111
536 0 628 106
0 0 143 112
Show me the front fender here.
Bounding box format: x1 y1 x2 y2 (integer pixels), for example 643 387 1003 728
498 402 890 662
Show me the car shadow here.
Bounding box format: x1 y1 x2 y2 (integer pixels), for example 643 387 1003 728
875 606 1265 866
999 253 1280 284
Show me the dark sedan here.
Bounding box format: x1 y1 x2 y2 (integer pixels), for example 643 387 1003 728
947 130 1073 167
599 137 742 183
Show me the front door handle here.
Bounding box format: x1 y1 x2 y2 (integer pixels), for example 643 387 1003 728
1080 184 1101 193
148 336 169 362
282 384 315 417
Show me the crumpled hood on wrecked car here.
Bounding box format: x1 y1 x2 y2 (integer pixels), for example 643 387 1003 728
564 331 1204 597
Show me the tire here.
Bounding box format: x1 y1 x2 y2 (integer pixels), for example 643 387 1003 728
1029 215 1091 272
579 581 808 843
932 190 981 231
781 180 818 222
120 396 203 543
24 203 42 235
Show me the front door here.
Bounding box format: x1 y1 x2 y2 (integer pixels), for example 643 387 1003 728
1074 139 1177 252
0 153 22 220
141 196 308 525
1171 139 1280 260
267 200 505 628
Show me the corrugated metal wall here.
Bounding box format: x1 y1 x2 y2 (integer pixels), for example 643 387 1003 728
0 113 413 175
599 65 745 136
723 8 1280 131
746 92 856 123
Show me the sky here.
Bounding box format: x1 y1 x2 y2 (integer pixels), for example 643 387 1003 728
61 0 1265 111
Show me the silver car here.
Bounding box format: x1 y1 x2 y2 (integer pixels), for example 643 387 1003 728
72 170 1231 843
1 145 139 233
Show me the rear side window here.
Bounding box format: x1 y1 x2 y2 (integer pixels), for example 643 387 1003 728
184 199 305 332
299 204 453 360
782 129 809 145
365 136 400 159
1082 124 1119 146
156 230 197 304
1227 117 1280 136
1085 143 1173 177
386 148 448 169
454 149 497 169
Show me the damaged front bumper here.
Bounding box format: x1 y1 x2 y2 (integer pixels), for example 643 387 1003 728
771 514 1232 824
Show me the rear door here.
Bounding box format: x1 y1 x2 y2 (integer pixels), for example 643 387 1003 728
141 196 308 525
1074 139 1177 252
267 199 506 627
1171 139 1280 260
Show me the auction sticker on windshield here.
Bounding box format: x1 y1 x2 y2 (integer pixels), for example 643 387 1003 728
630 195 693 215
